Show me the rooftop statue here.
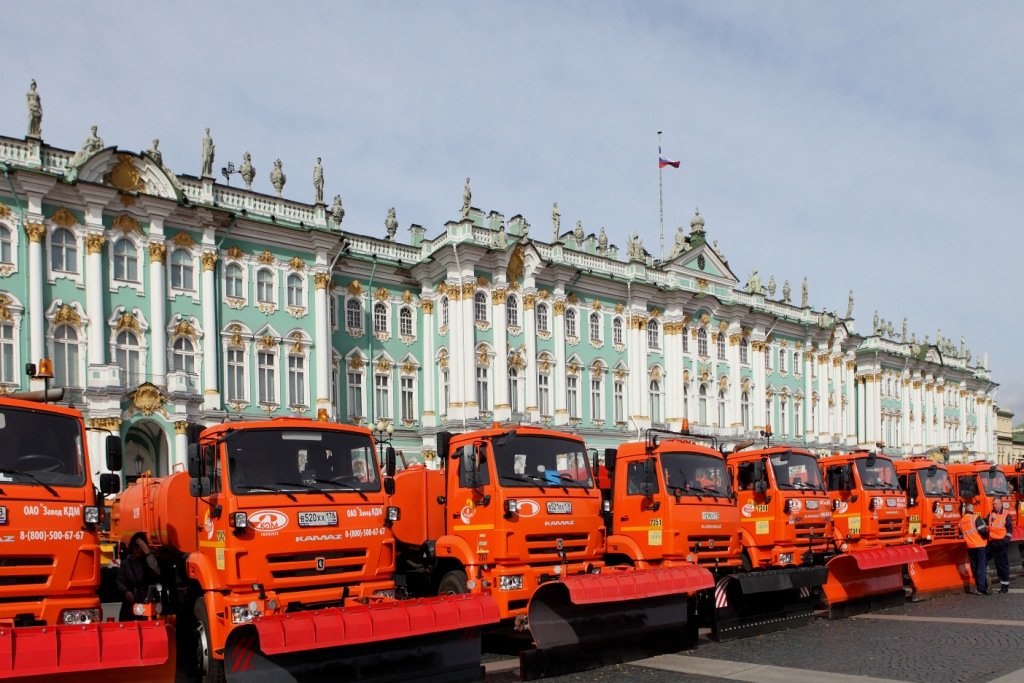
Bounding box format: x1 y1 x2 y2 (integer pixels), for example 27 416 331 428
26 79 42 138
668 225 687 259
144 139 163 168
598 226 608 253
767 275 777 298
270 159 286 197
385 207 398 240
201 128 215 178
239 152 255 190
627 232 645 261
801 277 808 307
68 125 104 169
330 194 345 227
846 290 855 319
551 201 561 241
313 157 324 204
746 268 762 295
574 219 584 243
782 280 792 304
461 177 471 218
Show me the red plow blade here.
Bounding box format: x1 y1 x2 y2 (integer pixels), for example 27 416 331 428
907 541 971 599
823 545 926 618
521 565 713 680
225 594 499 682
0 621 172 681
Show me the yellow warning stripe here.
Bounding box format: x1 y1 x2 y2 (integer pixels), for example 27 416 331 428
453 524 495 531
199 540 226 548
621 526 657 532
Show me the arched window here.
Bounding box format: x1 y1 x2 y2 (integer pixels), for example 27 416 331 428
794 401 802 436
346 298 362 330
718 388 727 426
0 226 11 264
112 238 138 282
225 263 244 299
537 303 549 333
373 302 388 333
739 338 749 364
682 326 689 353
649 379 663 423
793 352 800 375
256 269 274 303
115 330 141 385
226 346 246 401
565 308 577 338
741 391 751 430
647 319 660 349
780 397 788 434
698 384 708 423
440 296 449 328
50 228 78 273
612 317 623 345
0 322 14 384
778 349 786 373
172 336 196 374
697 328 708 357
53 324 80 388
589 312 601 341
170 249 194 290
474 291 488 323
717 334 726 360
286 273 304 307
506 294 519 328
399 307 413 337
508 367 521 414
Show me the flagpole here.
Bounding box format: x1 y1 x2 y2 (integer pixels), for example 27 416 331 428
658 130 664 260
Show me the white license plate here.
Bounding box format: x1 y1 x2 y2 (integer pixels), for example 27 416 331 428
805 500 819 510
298 511 338 527
886 498 898 507
944 504 953 512
547 501 572 514
701 511 719 521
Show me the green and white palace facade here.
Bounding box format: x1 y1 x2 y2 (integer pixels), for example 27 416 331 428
0 131 998 481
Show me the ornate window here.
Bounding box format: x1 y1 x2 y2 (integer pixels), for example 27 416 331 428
399 307 413 337
347 367 364 418
400 376 415 422
440 296 449 329
288 353 306 407
739 338 749 364
741 391 751 430
440 367 450 415
613 379 624 423
589 312 601 342
538 373 551 417
171 336 196 374
698 384 708 423
0 226 11 264
113 238 138 282
681 326 689 353
567 375 579 419
697 328 708 357
53 325 80 388
647 319 660 349
613 317 623 346
226 347 246 402
718 388 727 426
591 376 603 422
506 294 519 328
565 308 577 338
256 269 275 304
374 372 390 419
794 401 802 436
50 228 78 273
765 345 772 370
287 273 304 307
779 396 788 435
717 334 726 360
346 298 362 330
474 291 488 323
0 322 16 384
537 303 549 333
225 263 244 299
170 249 194 291
476 366 490 412
114 330 142 386
373 302 389 334
778 349 786 374
793 352 801 376
258 349 277 404
649 379 663 423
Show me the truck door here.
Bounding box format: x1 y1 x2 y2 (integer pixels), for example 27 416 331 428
616 459 664 560
451 442 496 562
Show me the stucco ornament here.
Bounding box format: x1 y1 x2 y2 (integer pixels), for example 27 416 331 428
270 159 287 197
27 79 42 138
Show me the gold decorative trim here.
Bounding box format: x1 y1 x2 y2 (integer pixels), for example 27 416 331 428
491 288 507 304
0 294 11 322
50 207 77 228
53 304 81 327
201 251 218 271
376 357 392 373
553 301 566 316
402 290 414 304
348 355 365 370
24 221 46 243
85 234 106 254
347 280 363 296
401 360 416 375
375 287 390 301
314 272 331 290
257 250 275 265
289 256 306 271
226 245 245 261
116 311 140 333
174 421 189 435
104 155 146 193
226 323 245 347
0 204 10 218
171 232 196 249
522 294 535 310
477 275 489 287
148 242 166 263
112 215 140 235
420 300 434 314
173 318 197 339
258 334 277 349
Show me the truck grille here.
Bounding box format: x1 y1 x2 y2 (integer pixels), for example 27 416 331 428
796 522 830 547
689 535 734 566
932 524 958 540
524 533 590 559
0 556 53 587
267 548 366 580
877 519 904 539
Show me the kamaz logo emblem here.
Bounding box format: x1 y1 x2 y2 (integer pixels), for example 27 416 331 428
316 557 326 572
249 510 288 533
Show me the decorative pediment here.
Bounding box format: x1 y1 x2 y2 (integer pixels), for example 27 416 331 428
73 150 179 200
664 241 739 287
127 382 168 417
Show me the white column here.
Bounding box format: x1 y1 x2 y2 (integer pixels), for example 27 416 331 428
727 332 741 427
313 272 331 413
421 297 436 427
24 221 47 365
460 282 476 421
523 293 538 421
627 312 648 426
146 242 166 385
664 321 683 427
553 298 567 425
174 421 189 471
492 289 509 420
803 351 813 436
832 357 843 440
201 251 219 409
753 340 767 429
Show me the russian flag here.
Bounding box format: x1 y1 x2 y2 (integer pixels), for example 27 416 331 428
659 146 680 169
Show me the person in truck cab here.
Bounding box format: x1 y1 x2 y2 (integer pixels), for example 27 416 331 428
960 504 989 595
987 496 1013 594
117 531 160 620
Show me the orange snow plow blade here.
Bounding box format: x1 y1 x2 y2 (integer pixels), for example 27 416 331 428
521 565 714 680
907 541 971 599
0 620 173 682
224 594 499 682
823 545 927 618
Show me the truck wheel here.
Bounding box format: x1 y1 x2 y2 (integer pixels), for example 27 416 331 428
438 569 468 595
194 597 225 683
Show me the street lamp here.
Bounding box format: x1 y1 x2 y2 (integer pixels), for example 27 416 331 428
134 454 145 476
373 420 397 496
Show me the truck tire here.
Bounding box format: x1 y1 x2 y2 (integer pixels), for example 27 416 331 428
438 569 468 595
194 597 226 683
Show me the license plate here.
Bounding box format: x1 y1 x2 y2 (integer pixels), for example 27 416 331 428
701 511 719 521
886 498 898 507
547 501 572 514
806 500 819 510
944 504 953 512
298 511 338 527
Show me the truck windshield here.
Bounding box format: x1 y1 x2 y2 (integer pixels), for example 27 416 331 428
0 406 86 487
918 468 954 497
660 452 731 497
855 457 900 491
227 428 380 494
770 451 824 490
981 470 1009 496
493 435 593 488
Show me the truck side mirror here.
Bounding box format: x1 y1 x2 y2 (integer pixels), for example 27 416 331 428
841 464 853 490
640 458 657 498
604 448 617 471
187 444 202 478
105 435 123 472
384 477 395 495
189 476 211 497
99 472 120 495
754 479 768 494
385 446 396 477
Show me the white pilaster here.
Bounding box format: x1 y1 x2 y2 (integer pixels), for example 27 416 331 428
200 250 218 409
492 289 509 420
553 297 567 425
314 272 330 413
421 296 436 427
25 220 46 364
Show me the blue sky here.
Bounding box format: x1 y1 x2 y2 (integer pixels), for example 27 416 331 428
3 2 1021 417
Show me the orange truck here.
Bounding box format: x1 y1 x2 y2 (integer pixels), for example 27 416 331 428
0 389 171 682
998 463 1024 541
110 417 497 683
601 432 828 641
951 459 1017 570
893 457 969 597
818 450 927 616
391 426 713 680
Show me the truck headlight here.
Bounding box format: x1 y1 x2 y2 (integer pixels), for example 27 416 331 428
83 506 100 524
601 499 611 513
60 608 101 624
0 505 7 524
231 512 248 529
933 502 942 515
504 499 518 517
499 575 524 591
231 603 260 624
870 497 883 511
778 553 793 564
386 506 400 522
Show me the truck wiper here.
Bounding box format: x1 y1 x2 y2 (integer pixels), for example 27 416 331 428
237 484 297 501
0 468 59 497
276 481 336 502
500 474 546 492
312 478 368 501
685 483 724 499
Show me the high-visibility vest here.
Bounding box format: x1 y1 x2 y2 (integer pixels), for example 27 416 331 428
988 510 1010 542
960 513 986 549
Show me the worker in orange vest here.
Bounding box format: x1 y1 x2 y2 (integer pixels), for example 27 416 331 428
960 503 989 595
988 496 1013 594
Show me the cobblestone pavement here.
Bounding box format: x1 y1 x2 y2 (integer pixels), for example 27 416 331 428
486 585 1024 683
